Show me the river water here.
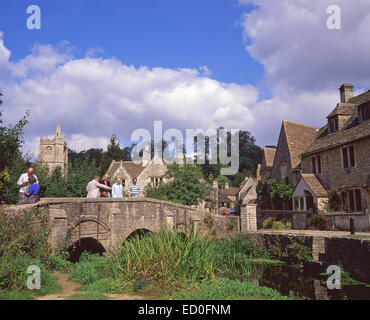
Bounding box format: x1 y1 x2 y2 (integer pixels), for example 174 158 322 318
251 263 370 300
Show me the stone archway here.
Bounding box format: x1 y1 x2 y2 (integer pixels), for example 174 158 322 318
68 237 106 262
304 190 315 212
125 228 154 242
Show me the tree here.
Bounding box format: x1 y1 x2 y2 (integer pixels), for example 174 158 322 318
145 164 211 206
107 134 122 161
266 178 294 210
216 175 228 189
0 96 30 203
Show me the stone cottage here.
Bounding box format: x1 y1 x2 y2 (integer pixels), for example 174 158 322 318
105 153 169 192
294 84 370 215
259 147 276 184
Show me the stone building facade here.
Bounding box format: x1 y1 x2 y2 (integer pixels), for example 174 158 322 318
297 84 370 214
270 120 318 187
259 147 276 184
38 120 68 174
105 153 169 192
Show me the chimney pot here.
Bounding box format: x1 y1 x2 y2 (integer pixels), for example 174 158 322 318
339 83 354 103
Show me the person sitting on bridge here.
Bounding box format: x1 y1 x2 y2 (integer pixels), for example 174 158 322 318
112 178 123 198
86 176 112 198
128 178 142 198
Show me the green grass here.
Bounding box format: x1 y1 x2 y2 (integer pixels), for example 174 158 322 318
168 278 299 300
109 228 214 285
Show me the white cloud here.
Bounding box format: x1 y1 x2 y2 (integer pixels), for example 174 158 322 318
2 0 370 153
240 0 370 90
0 34 262 154
68 134 109 152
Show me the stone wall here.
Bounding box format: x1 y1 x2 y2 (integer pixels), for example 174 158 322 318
324 212 370 231
301 137 370 212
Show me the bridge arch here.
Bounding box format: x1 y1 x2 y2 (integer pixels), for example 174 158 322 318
68 237 106 262
125 228 155 242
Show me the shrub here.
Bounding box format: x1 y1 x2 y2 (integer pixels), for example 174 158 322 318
70 252 115 285
263 217 292 230
171 278 292 300
0 209 51 259
308 213 331 230
0 253 61 296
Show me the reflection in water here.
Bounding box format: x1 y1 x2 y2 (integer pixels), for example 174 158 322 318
245 264 370 300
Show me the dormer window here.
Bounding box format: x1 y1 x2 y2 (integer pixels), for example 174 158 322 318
328 116 338 133
359 103 370 123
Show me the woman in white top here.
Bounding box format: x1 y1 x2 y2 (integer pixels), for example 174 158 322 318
86 176 112 198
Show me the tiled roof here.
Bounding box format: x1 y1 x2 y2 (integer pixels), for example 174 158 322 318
303 92 370 156
218 192 232 203
300 173 328 197
263 147 276 168
282 120 319 169
327 103 355 118
107 161 146 179
222 187 239 196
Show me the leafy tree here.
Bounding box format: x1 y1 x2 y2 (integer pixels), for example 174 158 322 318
216 175 228 189
145 164 211 206
35 159 100 198
266 178 294 210
0 98 30 203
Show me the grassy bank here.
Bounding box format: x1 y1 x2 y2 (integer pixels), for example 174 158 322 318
66 230 296 300
0 209 301 300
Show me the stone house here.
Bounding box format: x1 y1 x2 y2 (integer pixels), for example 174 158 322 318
295 84 370 214
259 147 276 184
218 176 257 209
105 153 169 192
270 120 318 187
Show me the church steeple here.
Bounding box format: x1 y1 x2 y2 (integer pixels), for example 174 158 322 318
55 119 61 138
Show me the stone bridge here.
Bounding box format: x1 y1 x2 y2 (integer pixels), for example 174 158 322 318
3 197 239 258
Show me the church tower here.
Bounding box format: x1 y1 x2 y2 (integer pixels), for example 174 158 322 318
39 120 68 174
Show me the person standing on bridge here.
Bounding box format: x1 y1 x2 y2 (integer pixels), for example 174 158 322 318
112 178 123 198
86 176 112 198
128 178 142 198
17 167 38 203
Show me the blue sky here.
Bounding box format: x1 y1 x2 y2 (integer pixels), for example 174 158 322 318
1 0 370 155
0 0 263 86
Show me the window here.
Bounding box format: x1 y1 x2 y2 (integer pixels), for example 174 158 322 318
311 158 316 174
280 162 288 180
346 189 362 212
151 177 163 187
342 146 355 169
355 190 362 211
349 146 355 167
328 116 339 133
122 179 126 187
342 148 349 168
311 156 321 174
359 103 370 122
348 190 355 212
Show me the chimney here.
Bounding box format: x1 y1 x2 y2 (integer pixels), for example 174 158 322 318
339 84 354 103
142 143 151 166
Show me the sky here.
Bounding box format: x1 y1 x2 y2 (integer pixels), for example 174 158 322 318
1 0 370 156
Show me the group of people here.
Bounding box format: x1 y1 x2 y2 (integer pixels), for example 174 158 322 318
16 168 40 205
15 168 143 205
86 175 142 199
